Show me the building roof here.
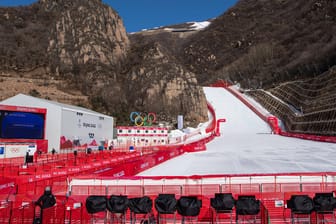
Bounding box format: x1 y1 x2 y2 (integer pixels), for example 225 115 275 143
1 93 111 118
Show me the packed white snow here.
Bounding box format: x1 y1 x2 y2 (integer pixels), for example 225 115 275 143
139 87 336 176
190 21 211 30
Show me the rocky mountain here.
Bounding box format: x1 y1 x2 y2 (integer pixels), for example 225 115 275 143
0 0 335 135
184 0 335 136
0 0 129 111
130 0 336 135
0 0 208 127
181 0 336 88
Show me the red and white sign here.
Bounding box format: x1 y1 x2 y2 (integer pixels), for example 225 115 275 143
4 143 36 158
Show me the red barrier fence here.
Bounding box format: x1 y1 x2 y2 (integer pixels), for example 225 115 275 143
206 102 217 134
2 168 336 222
0 136 214 197
280 131 336 143
56 172 336 223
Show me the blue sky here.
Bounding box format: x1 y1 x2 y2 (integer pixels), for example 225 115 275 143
0 0 238 32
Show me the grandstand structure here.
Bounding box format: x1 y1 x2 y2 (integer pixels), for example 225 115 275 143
0 81 336 223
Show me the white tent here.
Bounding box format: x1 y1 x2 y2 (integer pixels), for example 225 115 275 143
1 94 114 152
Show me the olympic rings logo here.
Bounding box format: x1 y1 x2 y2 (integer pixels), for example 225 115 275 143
130 112 156 126
10 148 19 153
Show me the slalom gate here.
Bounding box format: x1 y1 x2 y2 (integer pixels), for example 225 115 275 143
1 84 336 223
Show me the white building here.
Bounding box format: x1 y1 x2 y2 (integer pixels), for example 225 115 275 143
116 126 168 148
1 94 114 153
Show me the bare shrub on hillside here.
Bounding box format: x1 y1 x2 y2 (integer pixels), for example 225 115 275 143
227 43 281 88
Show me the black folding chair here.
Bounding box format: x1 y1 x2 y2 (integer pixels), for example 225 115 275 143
235 195 260 224
155 194 177 223
313 192 336 223
177 196 202 224
129 196 153 224
286 195 314 224
85 195 108 224
211 193 235 223
107 195 129 224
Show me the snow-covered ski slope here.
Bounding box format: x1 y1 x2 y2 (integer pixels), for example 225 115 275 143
139 87 336 176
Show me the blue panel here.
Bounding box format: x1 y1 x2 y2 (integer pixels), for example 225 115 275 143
0 111 45 139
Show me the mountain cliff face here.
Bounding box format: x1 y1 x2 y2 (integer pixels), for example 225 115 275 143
0 0 208 127
120 37 208 125
41 0 129 74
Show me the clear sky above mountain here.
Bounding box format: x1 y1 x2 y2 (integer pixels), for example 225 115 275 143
0 0 238 32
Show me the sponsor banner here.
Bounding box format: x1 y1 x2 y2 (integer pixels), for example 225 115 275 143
52 170 68 177
0 104 46 114
60 108 113 150
93 162 102 167
5 144 33 158
113 170 125 177
27 144 37 155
